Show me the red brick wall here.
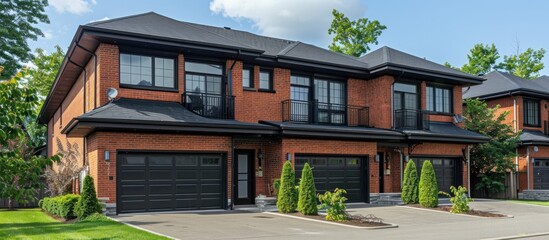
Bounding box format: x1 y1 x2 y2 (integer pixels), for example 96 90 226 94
359 76 394 129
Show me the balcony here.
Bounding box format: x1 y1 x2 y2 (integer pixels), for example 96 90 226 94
282 99 369 127
394 109 430 130
182 92 234 119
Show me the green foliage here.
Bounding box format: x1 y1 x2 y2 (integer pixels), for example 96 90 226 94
75 176 102 219
0 70 59 209
318 188 348 221
78 213 110 223
272 178 281 195
0 0 50 78
419 161 439 208
328 9 386 57
440 186 473 214
496 48 546 79
297 163 318 215
40 194 80 219
464 98 519 196
460 43 500 75
401 160 419 204
26 46 65 99
276 161 297 213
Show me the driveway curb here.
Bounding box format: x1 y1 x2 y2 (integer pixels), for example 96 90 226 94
397 205 514 219
108 216 179 240
264 212 398 229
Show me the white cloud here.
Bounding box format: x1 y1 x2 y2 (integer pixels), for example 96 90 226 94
49 0 97 14
209 0 366 46
43 30 53 40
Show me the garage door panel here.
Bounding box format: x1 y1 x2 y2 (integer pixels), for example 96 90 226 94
118 153 224 213
534 159 549 189
417 158 456 193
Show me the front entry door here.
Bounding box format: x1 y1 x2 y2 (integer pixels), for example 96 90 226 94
377 152 384 193
234 150 255 205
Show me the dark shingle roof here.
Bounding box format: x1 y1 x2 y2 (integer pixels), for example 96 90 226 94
359 46 483 81
404 122 489 143
520 130 549 145
463 71 549 99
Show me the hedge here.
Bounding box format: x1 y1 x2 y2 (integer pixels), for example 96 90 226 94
40 194 80 219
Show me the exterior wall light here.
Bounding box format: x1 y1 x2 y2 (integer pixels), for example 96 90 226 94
104 150 110 162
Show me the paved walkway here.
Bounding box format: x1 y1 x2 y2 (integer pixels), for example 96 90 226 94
113 200 549 240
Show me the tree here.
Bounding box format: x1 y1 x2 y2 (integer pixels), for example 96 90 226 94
27 46 65 99
44 138 84 197
75 176 102 219
401 160 419 204
0 0 50 79
0 68 58 209
463 98 519 196
419 161 438 208
460 43 500 75
277 161 297 213
297 163 317 215
496 48 546 79
328 9 386 57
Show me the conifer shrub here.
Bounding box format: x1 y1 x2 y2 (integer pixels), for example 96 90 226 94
75 176 102 219
297 163 317 215
401 160 419 204
419 161 439 208
277 161 297 213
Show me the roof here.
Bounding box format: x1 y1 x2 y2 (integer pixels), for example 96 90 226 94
259 121 404 141
404 122 490 143
63 98 278 137
519 130 549 146
463 71 549 100
359 46 485 83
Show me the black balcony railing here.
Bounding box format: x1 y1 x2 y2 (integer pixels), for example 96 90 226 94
394 109 429 130
182 92 234 119
282 99 369 127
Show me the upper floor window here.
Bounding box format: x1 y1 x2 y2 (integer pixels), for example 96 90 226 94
524 98 540 127
185 61 223 94
259 69 273 90
426 85 452 113
120 53 176 89
393 82 418 110
242 65 254 88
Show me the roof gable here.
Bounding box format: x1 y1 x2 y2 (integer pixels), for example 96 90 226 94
464 71 549 99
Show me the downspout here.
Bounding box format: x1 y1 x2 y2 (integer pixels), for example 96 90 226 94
512 93 519 197
75 41 98 109
68 59 86 114
467 145 471 197
227 50 241 97
527 146 531 190
230 137 235 210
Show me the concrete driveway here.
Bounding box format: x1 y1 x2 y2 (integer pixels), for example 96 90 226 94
113 200 549 240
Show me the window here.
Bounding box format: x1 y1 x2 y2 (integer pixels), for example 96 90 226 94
393 82 418 110
242 66 254 88
259 69 273 90
184 61 223 94
120 53 175 89
314 78 346 124
426 85 452 113
524 98 540 127
290 75 310 122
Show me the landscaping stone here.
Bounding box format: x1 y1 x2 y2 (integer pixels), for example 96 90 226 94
520 190 549 201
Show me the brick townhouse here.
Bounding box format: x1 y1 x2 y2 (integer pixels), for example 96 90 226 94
39 12 488 214
464 71 549 199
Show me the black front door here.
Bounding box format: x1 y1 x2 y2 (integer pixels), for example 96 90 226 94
378 152 384 193
234 150 255 205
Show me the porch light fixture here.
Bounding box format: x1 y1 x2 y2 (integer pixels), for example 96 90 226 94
104 150 110 162
257 149 263 167
375 154 380 163
286 153 292 161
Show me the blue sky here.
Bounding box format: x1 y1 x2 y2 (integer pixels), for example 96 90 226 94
32 0 549 75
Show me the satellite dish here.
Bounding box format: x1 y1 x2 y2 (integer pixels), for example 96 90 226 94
453 114 465 124
534 146 539 152
106 88 118 101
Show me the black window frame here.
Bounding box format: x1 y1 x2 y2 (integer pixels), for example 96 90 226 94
242 64 254 89
524 98 541 127
119 51 178 92
393 81 420 111
426 84 453 114
258 68 274 91
184 59 225 95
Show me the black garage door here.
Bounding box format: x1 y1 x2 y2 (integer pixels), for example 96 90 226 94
534 159 549 190
117 152 225 213
417 158 461 193
295 156 368 202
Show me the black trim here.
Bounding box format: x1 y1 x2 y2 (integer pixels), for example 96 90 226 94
257 89 276 93
258 68 274 91
233 149 255 205
243 87 257 92
119 51 179 90
426 84 453 114
242 64 254 89
524 98 541 127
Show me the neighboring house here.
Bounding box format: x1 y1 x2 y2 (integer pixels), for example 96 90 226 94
39 12 488 214
464 71 549 199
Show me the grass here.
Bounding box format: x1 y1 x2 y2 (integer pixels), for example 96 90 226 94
0 208 170 240
509 200 549 207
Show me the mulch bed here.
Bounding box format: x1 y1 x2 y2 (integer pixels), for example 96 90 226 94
286 212 389 227
409 205 508 218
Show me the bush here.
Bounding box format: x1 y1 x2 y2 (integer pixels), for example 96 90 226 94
277 161 297 213
78 213 111 223
419 161 439 208
297 163 317 215
401 160 419 204
440 186 473 214
75 176 102 219
318 188 347 222
272 178 281 195
40 194 80 219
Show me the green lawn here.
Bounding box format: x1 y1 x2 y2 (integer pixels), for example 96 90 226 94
510 200 549 207
0 208 170 240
